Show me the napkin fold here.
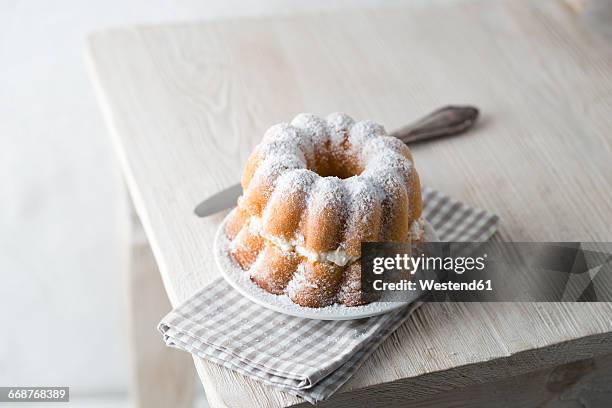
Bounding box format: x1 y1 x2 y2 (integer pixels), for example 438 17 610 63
159 187 499 404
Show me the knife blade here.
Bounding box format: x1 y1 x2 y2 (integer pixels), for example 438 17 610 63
194 183 243 217
194 105 479 217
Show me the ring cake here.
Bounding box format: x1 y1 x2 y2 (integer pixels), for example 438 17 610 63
224 113 424 308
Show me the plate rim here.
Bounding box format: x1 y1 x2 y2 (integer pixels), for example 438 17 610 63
213 209 437 320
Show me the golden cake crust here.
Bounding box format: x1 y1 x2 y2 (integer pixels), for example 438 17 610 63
225 113 424 308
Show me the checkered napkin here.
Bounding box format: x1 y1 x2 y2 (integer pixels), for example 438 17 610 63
158 187 499 404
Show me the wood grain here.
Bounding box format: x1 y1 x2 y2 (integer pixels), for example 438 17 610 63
301 353 612 408
86 0 612 406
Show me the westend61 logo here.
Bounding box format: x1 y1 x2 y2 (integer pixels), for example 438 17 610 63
361 242 612 302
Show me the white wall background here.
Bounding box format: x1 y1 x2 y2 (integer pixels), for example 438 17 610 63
0 0 417 399
3 0 607 403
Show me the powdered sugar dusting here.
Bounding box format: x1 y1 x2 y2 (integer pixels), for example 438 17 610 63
260 124 309 162
262 123 293 142
286 264 318 297
291 113 328 146
343 177 378 225
261 169 317 223
273 168 318 195
325 113 355 148
252 154 305 185
344 176 378 216
362 136 410 162
305 176 346 215
326 112 355 131
349 120 386 148
255 114 413 198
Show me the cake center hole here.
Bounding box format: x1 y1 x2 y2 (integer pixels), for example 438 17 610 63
312 149 363 179
316 162 362 179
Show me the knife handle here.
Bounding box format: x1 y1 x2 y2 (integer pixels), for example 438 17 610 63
390 105 479 144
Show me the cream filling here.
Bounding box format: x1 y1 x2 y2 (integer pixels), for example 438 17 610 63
246 215 424 267
410 218 425 241
295 246 358 267
248 216 357 267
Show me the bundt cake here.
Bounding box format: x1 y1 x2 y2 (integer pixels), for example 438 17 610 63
224 113 424 308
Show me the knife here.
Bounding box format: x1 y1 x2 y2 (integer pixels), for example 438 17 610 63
195 105 479 217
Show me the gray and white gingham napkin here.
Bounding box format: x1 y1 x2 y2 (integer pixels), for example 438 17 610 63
158 187 499 404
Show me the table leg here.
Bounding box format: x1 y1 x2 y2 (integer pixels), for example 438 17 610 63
126 204 196 408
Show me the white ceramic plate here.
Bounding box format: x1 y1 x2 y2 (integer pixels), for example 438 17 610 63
214 209 439 320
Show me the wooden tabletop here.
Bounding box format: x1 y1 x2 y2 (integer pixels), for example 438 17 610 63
87 0 612 406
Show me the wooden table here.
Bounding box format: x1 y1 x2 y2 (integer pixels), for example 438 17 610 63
87 0 612 406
